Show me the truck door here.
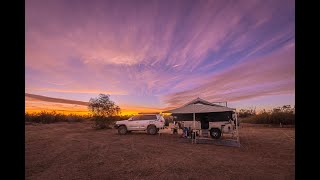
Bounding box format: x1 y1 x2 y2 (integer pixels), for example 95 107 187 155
127 115 141 130
138 115 157 130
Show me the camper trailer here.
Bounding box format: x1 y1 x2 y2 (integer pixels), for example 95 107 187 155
163 98 239 139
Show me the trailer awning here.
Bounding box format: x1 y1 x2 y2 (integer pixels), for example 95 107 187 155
162 97 235 114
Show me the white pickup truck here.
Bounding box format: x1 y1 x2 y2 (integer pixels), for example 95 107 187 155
114 114 165 135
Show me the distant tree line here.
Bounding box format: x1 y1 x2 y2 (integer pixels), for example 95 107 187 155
25 111 89 124
239 105 295 125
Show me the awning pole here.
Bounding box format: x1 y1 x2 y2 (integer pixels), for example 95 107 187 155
193 112 195 129
193 103 195 129
235 110 240 147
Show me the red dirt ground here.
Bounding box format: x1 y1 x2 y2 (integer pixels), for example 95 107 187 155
25 122 295 180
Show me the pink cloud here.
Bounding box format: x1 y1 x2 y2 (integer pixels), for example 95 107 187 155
162 45 295 107
26 0 294 109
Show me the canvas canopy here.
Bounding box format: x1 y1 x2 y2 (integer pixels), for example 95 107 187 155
162 97 235 114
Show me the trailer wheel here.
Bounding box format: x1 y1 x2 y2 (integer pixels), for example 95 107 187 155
210 128 221 139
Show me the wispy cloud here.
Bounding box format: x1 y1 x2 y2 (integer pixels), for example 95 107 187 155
25 93 89 106
162 45 295 107
26 88 127 95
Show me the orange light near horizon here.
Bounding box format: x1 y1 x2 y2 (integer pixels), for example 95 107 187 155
25 101 292 116
25 109 163 116
25 104 163 116
25 109 90 115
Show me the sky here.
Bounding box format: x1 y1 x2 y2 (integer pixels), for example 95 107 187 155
25 0 295 115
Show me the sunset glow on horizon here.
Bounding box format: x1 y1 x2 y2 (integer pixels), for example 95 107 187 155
26 0 295 115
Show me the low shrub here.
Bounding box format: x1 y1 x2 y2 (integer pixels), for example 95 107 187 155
241 108 295 125
25 111 131 128
90 115 120 129
25 111 88 124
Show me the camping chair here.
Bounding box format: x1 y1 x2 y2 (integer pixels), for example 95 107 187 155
191 129 200 144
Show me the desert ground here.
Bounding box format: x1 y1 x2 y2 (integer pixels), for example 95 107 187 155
25 122 295 180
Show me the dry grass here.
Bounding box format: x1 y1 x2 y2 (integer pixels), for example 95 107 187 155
25 122 295 180
25 111 89 124
240 110 295 125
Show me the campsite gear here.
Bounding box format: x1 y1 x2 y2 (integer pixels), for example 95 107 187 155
173 127 178 134
181 127 186 137
183 127 188 137
191 130 200 144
